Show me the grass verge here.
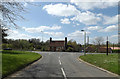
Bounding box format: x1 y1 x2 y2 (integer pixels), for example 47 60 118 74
80 54 119 75
2 50 42 78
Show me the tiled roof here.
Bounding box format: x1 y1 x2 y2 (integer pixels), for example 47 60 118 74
50 41 65 47
86 46 112 53
110 47 120 50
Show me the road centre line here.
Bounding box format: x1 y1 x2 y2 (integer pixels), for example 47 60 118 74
61 68 67 79
59 56 60 59
59 60 62 65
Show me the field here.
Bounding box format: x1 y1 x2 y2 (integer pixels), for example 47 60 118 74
2 50 42 78
80 54 119 75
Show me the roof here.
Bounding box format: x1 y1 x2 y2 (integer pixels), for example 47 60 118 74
98 47 112 52
50 41 65 47
86 46 112 52
110 47 120 50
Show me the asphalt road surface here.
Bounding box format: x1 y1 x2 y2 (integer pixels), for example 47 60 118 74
8 52 118 79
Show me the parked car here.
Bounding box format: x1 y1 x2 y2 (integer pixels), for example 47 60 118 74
4 48 12 50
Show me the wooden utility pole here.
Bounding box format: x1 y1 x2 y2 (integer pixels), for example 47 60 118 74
106 36 108 56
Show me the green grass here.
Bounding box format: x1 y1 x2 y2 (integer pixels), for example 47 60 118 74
2 50 42 78
80 54 119 75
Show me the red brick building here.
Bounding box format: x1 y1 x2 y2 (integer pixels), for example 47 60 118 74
49 37 67 51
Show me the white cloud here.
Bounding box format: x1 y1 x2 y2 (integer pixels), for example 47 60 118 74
71 0 118 10
110 34 118 38
109 34 118 43
43 3 79 17
23 25 61 33
76 23 80 26
70 0 119 2
71 11 101 25
89 34 118 44
44 32 64 37
6 29 64 41
6 30 33 40
68 30 83 37
60 18 70 24
43 3 112 26
68 30 91 37
67 30 91 44
99 25 118 32
24 2 28 7
103 15 118 25
85 26 102 31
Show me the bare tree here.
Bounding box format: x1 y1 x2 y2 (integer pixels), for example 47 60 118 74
0 1 26 43
0 1 26 28
92 37 104 52
0 1 40 43
93 37 104 46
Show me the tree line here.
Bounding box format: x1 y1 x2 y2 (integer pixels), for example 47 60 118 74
2 38 82 52
2 38 49 51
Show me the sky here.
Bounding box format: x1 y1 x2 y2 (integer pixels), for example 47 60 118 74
6 0 119 44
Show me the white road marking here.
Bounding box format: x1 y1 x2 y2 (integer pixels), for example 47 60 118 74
61 68 67 79
59 56 60 59
59 60 62 65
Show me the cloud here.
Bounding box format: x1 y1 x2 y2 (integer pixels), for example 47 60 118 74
43 3 79 17
76 23 80 26
71 11 101 25
6 30 33 40
44 32 64 37
89 34 118 44
23 25 61 33
85 26 102 31
110 34 118 38
103 15 118 25
68 30 83 37
70 0 119 2
68 30 91 37
99 25 118 32
43 3 113 26
6 29 64 41
67 30 91 44
109 34 118 43
24 2 28 7
60 18 70 24
70 0 118 10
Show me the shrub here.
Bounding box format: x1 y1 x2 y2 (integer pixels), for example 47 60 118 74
112 49 120 53
66 47 74 52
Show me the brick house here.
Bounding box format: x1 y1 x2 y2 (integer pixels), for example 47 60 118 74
49 37 67 51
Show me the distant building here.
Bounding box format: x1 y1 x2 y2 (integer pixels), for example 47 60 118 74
86 46 112 53
49 37 67 51
110 47 120 50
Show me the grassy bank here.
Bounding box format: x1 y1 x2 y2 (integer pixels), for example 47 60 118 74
80 54 119 75
2 50 42 78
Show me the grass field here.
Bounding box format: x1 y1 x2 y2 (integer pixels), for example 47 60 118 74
80 54 119 75
2 50 42 78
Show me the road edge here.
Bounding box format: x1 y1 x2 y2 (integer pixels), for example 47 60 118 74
78 57 119 77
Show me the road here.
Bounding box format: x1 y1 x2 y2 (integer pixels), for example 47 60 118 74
8 52 118 79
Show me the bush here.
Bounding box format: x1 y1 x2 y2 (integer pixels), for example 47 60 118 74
66 47 74 52
112 49 120 53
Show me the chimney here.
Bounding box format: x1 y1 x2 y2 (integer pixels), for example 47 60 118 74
50 37 52 51
65 37 67 50
50 37 52 42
